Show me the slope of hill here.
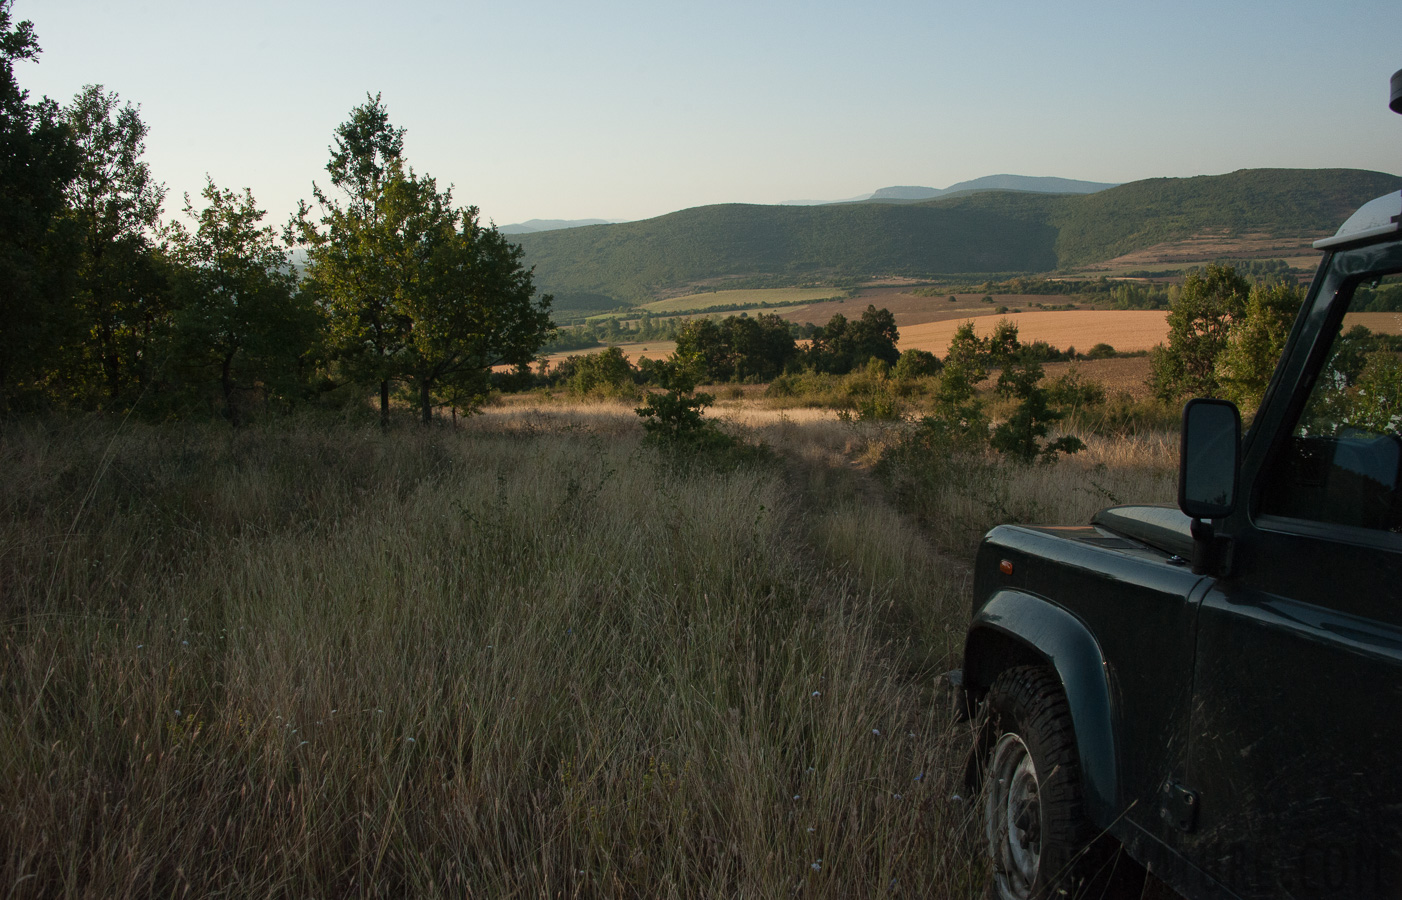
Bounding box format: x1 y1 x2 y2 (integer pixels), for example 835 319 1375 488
515 203 1058 309
513 169 1401 310
1045 168 1401 266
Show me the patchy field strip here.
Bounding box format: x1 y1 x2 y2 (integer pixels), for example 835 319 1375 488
1344 311 1402 334
639 287 847 313
537 340 678 368
898 310 1170 355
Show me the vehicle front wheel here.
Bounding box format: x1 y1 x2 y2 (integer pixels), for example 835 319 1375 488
978 666 1096 900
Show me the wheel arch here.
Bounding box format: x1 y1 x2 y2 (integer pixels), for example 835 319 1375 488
963 589 1120 827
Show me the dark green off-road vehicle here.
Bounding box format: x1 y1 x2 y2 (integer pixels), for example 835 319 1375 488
953 73 1402 900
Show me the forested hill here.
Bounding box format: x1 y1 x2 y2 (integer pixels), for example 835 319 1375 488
1051 168 1402 266
512 168 1402 311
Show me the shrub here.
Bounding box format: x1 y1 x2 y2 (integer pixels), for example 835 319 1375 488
894 349 942 380
559 347 639 397
635 361 766 463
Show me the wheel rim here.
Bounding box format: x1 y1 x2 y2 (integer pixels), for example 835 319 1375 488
985 731 1042 899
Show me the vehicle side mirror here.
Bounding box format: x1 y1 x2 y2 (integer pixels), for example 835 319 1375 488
1178 398 1241 520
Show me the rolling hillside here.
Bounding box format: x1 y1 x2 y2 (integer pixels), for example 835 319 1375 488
513 169 1401 311
516 203 1058 309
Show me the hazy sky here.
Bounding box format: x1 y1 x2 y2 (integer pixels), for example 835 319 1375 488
12 0 1402 230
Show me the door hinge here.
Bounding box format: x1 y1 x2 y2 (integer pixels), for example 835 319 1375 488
1160 780 1199 833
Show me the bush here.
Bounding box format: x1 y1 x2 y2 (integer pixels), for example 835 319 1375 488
1045 369 1107 410
557 347 639 397
1066 392 1180 436
635 361 766 464
894 349 942 381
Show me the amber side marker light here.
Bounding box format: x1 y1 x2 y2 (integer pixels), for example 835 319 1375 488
999 560 1014 576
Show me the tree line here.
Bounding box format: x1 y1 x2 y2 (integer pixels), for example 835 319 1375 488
546 305 914 396
0 4 551 424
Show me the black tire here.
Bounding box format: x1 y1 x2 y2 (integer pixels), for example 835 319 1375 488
977 666 1100 900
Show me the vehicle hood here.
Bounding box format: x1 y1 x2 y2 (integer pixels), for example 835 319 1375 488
1091 504 1194 559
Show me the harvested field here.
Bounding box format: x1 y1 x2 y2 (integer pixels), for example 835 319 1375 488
638 287 845 313
897 310 1169 356
538 340 677 370
1042 356 1157 400
771 287 1072 329
1075 231 1324 278
1344 311 1402 334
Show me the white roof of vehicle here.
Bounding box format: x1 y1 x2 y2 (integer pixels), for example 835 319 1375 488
1314 191 1402 249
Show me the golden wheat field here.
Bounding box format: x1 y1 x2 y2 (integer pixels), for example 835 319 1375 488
896 310 1170 356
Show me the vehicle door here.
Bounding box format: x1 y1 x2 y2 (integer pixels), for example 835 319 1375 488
1182 250 1402 899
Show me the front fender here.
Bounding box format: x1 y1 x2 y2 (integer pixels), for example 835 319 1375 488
963 589 1119 827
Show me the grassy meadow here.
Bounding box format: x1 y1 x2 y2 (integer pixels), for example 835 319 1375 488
0 402 1177 898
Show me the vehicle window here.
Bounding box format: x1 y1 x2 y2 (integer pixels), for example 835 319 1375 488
1259 273 1402 533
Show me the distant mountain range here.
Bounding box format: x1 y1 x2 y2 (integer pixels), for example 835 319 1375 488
780 175 1118 206
508 169 1402 312
498 218 618 234
500 175 1116 233
866 175 1118 201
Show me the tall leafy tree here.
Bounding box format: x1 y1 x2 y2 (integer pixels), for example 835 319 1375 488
0 1 79 408
289 93 406 422
385 166 553 422
1215 281 1305 414
63 84 169 406
292 98 551 423
674 314 795 382
1151 264 1250 401
166 178 320 424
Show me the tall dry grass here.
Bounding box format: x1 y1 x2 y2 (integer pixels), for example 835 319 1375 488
0 415 982 898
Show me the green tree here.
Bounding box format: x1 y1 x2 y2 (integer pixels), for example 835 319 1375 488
63 84 169 406
990 348 1084 465
936 321 989 406
674 314 795 382
1151 263 1250 401
293 108 552 426
166 178 320 424
1215 281 1305 414
847 304 900 368
931 319 1082 463
379 164 551 422
674 317 728 380
807 305 900 374
289 94 407 424
0 0 79 408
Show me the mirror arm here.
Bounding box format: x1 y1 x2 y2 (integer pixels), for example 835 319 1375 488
1189 517 1234 577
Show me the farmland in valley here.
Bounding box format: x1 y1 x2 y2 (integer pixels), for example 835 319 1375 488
896 310 1169 355
637 287 848 314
